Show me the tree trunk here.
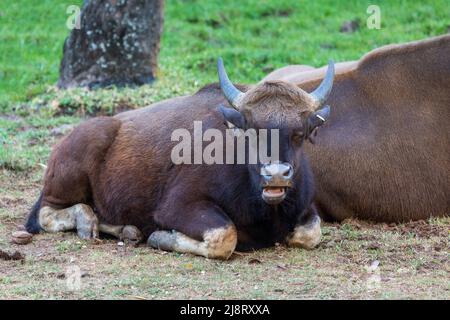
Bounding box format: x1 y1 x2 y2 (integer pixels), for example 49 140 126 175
58 0 164 89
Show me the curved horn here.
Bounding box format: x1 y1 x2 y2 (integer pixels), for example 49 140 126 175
217 57 244 109
310 60 335 107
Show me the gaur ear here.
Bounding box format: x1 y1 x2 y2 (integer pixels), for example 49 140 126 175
219 105 246 129
308 105 330 129
307 105 330 144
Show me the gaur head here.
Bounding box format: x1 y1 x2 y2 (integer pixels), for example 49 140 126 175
218 58 334 205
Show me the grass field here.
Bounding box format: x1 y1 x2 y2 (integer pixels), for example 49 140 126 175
2 0 450 109
0 0 449 299
1 0 450 170
1 170 448 299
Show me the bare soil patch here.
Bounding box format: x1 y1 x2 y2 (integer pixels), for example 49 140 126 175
0 170 448 299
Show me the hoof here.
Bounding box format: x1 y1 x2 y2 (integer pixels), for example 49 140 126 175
147 230 177 251
77 226 99 240
121 225 143 243
287 216 322 249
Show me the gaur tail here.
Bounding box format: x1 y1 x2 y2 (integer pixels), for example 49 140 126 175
25 192 43 234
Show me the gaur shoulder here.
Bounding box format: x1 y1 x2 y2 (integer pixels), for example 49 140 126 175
107 83 251 125
113 95 191 121
74 116 122 133
71 116 122 140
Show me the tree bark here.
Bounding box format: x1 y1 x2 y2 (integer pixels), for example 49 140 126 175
58 0 164 89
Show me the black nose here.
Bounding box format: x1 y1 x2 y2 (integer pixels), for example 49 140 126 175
260 162 293 187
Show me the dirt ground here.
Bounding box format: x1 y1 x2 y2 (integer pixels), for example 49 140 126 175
0 169 448 300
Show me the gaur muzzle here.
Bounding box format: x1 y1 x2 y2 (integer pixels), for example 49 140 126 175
260 162 294 204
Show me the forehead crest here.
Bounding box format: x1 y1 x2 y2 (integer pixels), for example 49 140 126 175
241 81 316 112
240 81 316 125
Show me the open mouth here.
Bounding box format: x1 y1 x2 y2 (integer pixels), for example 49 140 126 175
262 187 287 204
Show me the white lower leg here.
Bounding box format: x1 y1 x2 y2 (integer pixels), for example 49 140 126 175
287 215 322 249
148 225 237 260
99 224 123 237
39 204 99 239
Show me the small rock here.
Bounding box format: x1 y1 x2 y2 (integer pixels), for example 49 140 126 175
340 20 360 33
117 241 124 246
11 231 33 245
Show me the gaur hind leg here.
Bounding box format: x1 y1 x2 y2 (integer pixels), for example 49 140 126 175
39 204 99 239
39 205 143 242
35 117 142 242
148 201 237 260
286 204 322 249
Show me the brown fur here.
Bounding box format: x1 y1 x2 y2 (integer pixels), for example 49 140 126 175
28 81 321 252
27 35 449 254
266 34 450 222
242 80 316 111
234 81 317 130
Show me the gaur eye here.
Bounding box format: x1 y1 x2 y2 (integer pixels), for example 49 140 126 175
292 132 304 144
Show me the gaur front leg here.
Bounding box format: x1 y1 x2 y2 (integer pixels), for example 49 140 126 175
148 201 237 260
286 206 322 249
99 224 143 243
39 204 99 239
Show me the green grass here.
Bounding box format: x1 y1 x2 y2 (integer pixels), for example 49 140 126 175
0 115 80 171
0 1 77 108
0 0 449 171
1 0 449 111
